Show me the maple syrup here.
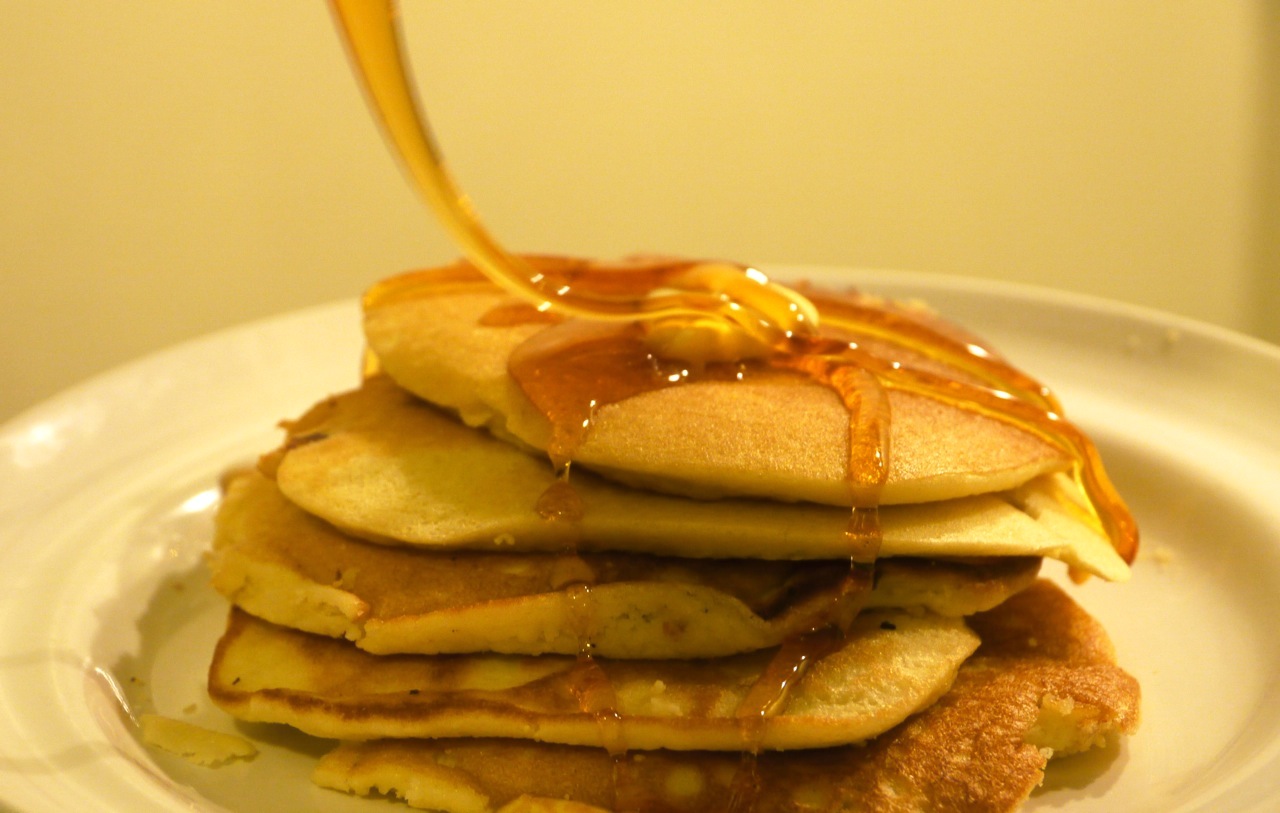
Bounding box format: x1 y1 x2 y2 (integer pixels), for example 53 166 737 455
330 0 816 363
330 3 1138 809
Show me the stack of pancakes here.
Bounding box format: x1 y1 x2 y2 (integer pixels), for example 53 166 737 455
206 259 1139 812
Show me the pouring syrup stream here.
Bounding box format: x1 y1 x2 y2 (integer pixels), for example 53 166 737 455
329 0 818 362
330 3 1137 809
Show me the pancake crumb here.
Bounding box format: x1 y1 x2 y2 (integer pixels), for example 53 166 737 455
139 714 257 766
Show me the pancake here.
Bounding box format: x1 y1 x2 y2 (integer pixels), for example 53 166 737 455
309 580 1140 813
363 264 1072 506
212 468 1041 657
263 376 1128 580
197 258 1139 810
207 605 978 751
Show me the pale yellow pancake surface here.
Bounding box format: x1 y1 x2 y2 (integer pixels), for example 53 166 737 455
363 271 1069 506
265 378 1127 579
212 469 1041 657
207 606 978 752
310 581 1140 813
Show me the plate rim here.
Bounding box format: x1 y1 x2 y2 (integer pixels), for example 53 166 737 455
2 269 1279 812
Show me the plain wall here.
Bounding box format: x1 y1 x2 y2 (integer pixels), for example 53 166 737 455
2 1 1276 422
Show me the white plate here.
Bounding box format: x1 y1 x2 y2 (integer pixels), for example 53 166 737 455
2 269 1279 812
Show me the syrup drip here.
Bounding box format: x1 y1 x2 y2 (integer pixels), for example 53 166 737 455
507 321 637 795
804 289 1061 411
539 476 617 754
536 473 585 524
509 314 895 802
805 329 1135 562
503 309 894 812
362 261 1138 813
720 347 887 812
332 4 1138 810
807 290 1136 560
722 564 876 813
509 320 699 472
363 262 1136 564
563 581 645 812
562 584 627 756
332 0 1136 561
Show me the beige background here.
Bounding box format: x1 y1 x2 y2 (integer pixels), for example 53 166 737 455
2 1 1277 423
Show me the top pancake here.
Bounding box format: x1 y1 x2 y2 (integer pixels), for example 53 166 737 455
363 262 1070 506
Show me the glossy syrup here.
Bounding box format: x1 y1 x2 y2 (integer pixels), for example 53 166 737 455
327 0 1136 560
362 262 1137 563
330 0 815 355
330 3 1138 810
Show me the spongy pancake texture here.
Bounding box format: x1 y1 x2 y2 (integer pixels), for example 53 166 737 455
212 469 1040 657
264 377 1127 580
207 605 979 752
362 267 1068 506
309 581 1140 813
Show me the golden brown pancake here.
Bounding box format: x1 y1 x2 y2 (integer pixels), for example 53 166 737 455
263 377 1127 580
310 581 1140 813
198 260 1140 811
212 468 1041 657
207 605 978 751
362 267 1069 506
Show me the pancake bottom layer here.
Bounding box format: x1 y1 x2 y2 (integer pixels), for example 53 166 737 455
311 581 1139 813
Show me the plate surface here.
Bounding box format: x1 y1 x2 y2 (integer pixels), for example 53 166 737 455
2 269 1279 811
